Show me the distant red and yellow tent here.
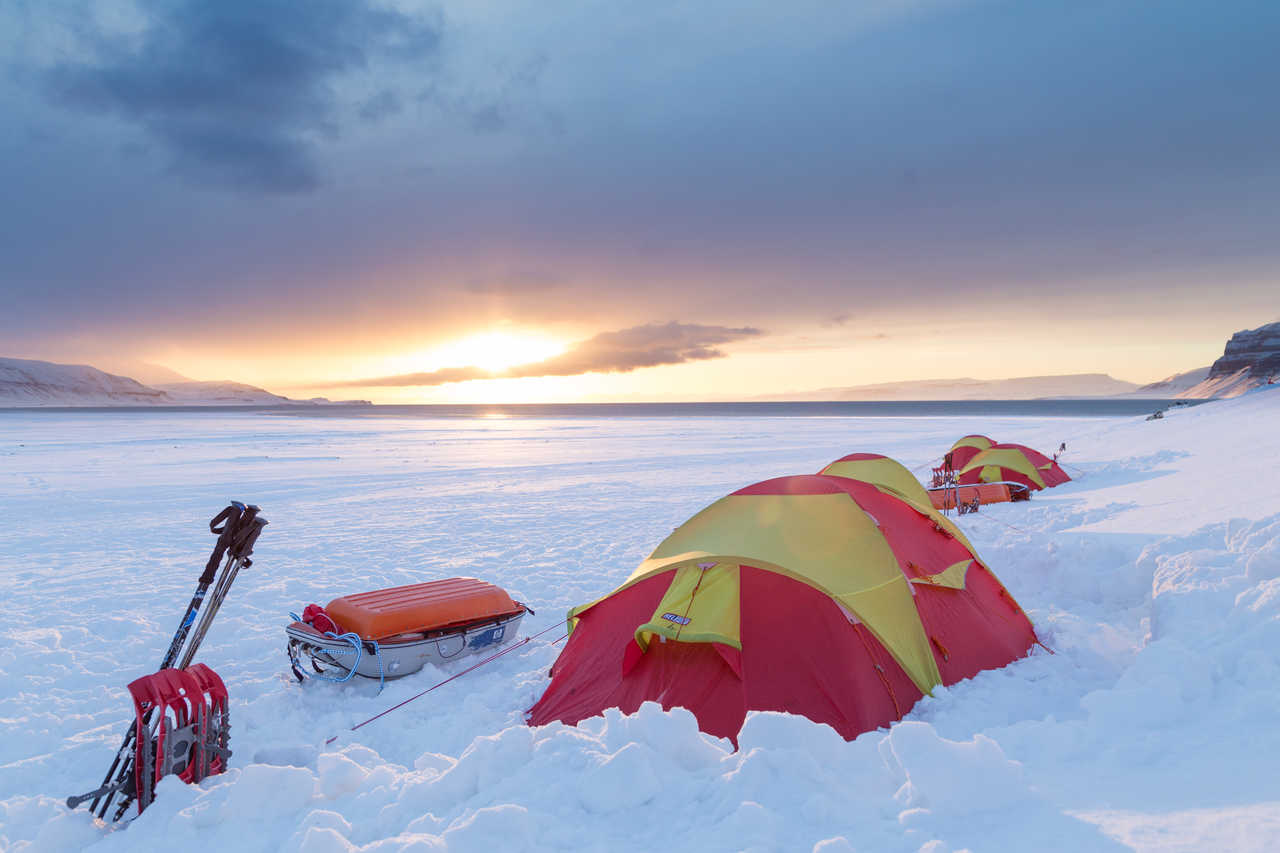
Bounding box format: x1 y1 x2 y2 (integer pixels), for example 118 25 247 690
819 452 932 507
820 452 983 551
947 435 994 470
527 474 1038 743
957 443 1071 491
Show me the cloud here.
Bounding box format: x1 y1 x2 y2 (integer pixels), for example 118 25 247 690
358 90 404 123
339 322 763 386
349 365 493 388
42 0 442 192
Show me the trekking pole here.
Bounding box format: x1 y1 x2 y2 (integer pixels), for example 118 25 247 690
68 503 263 819
110 509 266 820
78 503 247 818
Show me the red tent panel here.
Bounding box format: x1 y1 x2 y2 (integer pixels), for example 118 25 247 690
527 568 923 744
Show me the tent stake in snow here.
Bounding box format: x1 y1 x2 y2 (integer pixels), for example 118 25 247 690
66 502 266 822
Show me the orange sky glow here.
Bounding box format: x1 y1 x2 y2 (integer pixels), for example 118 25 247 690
126 309 1258 404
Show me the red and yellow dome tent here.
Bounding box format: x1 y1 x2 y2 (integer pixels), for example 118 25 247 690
527 473 1038 744
819 452 933 508
947 435 995 470
820 451 988 545
957 443 1071 492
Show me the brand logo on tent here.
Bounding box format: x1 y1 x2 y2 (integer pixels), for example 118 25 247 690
661 612 692 626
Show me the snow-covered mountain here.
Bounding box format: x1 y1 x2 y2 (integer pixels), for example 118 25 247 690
1179 321 1280 398
154 381 292 405
0 357 367 407
1131 366 1211 397
762 373 1140 401
0 357 174 406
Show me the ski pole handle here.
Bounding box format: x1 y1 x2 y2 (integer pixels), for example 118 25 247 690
235 516 268 562
208 503 243 536
202 504 244 584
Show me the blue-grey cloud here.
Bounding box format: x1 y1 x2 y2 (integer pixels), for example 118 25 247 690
2 0 1278 362
338 322 764 386
42 0 441 192
358 90 404 123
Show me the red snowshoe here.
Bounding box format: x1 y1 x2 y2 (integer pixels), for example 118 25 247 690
127 664 232 814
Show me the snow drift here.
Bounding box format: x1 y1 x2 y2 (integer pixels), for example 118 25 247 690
0 387 1277 851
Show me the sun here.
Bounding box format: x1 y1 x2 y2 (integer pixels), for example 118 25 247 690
432 331 566 373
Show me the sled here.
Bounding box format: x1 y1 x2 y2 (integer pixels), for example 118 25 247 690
928 481 1030 510
287 577 530 682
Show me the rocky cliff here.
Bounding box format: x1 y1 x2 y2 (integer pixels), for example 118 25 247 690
1179 321 1280 398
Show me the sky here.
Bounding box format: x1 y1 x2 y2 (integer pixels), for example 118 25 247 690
1 0 1278 402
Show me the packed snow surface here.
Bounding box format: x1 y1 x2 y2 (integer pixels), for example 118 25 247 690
1 391 1278 851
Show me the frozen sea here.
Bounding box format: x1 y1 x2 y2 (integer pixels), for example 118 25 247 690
1 394 1278 852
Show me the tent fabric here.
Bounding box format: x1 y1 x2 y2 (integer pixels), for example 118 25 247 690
531 568 924 742
527 474 1038 743
947 435 994 470
819 452 979 559
635 561 741 651
626 477 942 692
958 443 1071 491
819 452 932 508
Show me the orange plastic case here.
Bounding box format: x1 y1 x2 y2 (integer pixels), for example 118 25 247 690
325 577 523 640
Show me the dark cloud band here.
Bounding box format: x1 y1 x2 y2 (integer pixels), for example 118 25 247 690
42 0 442 192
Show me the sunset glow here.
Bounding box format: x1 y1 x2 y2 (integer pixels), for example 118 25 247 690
430 332 567 374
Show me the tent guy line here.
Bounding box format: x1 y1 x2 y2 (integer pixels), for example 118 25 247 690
325 621 570 745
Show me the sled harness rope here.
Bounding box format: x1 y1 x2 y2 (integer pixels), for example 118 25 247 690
288 616 387 692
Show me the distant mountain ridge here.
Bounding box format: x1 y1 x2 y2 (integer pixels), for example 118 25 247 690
0 357 368 407
153 381 292 405
1178 321 1280 399
0 358 171 406
759 373 1143 401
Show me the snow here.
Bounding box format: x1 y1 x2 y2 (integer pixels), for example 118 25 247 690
1 389 1278 851
1132 367 1210 398
1178 368 1273 400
